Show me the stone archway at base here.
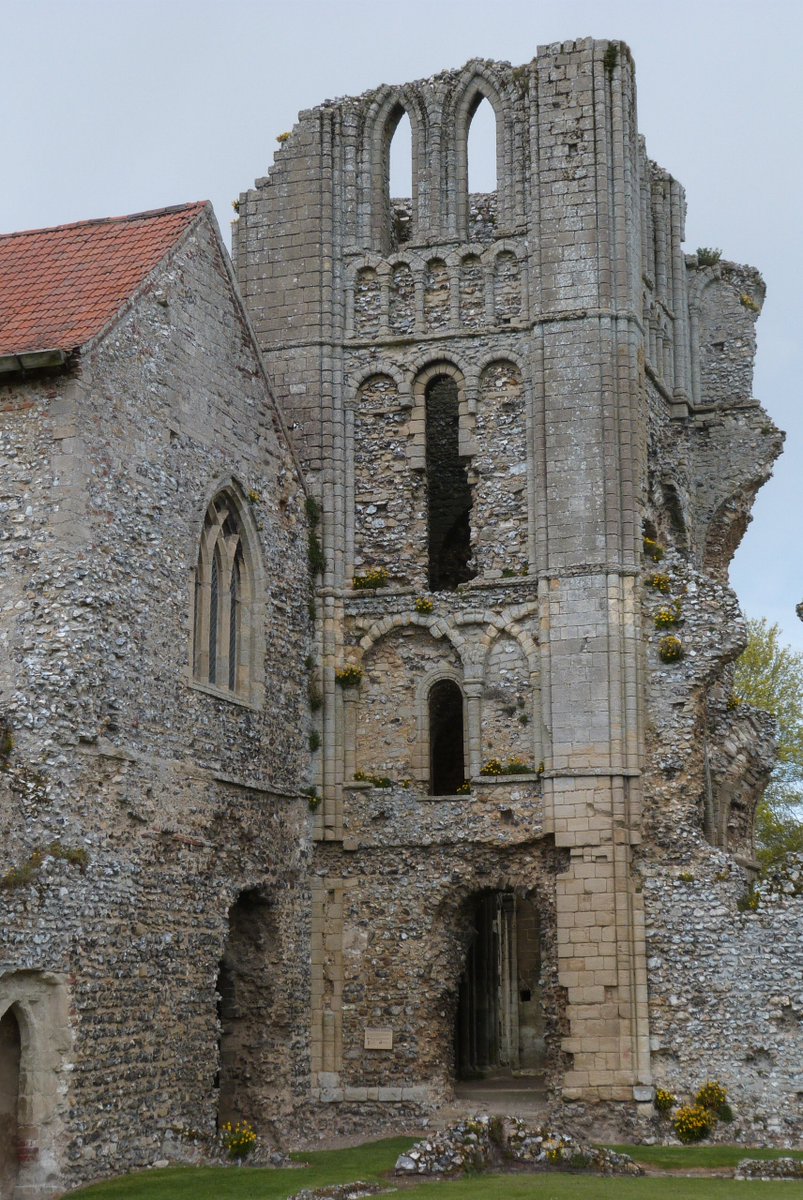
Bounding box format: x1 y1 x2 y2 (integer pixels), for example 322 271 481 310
455 891 545 1082
0 1007 22 1199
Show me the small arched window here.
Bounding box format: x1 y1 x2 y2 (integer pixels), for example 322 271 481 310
193 492 255 697
429 678 466 796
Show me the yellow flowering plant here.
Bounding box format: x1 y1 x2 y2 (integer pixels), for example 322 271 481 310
673 1104 715 1143
220 1119 257 1160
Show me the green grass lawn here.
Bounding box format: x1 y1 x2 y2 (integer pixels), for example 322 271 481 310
66 1137 803 1200
608 1143 803 1170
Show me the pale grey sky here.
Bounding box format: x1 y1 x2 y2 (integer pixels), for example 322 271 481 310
3 0 801 647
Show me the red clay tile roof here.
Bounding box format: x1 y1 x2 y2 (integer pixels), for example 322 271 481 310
0 202 209 358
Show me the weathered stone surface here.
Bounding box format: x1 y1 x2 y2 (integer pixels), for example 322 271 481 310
0 34 799 1200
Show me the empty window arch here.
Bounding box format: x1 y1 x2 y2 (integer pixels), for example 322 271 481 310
193 491 256 697
467 96 497 194
388 109 413 202
429 678 466 796
375 103 414 251
425 376 475 591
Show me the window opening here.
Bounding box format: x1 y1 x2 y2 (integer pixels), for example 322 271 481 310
193 493 253 697
387 107 413 248
429 678 465 795
209 549 220 685
467 96 497 193
426 377 475 590
228 542 242 691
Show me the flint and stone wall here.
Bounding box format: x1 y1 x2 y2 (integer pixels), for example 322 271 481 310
0 212 312 1194
1 35 800 1198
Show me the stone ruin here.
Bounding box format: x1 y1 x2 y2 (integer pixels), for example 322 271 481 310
0 36 800 1200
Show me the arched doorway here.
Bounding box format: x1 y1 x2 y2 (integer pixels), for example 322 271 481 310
455 892 544 1085
0 1006 21 1198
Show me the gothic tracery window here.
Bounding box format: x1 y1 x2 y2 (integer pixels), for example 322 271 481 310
193 492 254 697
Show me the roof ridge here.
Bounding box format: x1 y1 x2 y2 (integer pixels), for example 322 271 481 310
0 201 209 242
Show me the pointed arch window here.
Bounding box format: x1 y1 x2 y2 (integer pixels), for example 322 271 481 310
372 101 415 252
193 492 256 699
467 96 497 194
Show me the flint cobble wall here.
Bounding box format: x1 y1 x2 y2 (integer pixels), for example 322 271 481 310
0 213 312 1187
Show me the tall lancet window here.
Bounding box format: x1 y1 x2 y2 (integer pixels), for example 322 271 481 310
193 492 255 698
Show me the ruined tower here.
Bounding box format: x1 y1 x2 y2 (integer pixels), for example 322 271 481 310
235 36 795 1124
235 38 664 1108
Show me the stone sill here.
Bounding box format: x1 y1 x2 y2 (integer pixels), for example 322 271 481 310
344 575 537 601
185 678 259 711
344 778 541 795
473 773 542 785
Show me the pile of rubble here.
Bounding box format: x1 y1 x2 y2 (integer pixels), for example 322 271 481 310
394 1115 643 1176
735 1157 803 1180
286 1184 387 1200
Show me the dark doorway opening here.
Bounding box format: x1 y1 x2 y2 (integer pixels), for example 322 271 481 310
0 1007 21 1199
216 888 274 1129
426 377 475 590
455 892 544 1081
429 679 465 795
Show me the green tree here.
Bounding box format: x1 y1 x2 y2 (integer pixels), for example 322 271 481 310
733 618 803 867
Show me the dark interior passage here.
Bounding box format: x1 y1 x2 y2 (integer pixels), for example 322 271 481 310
429 679 465 795
456 892 544 1079
0 1007 21 1198
425 377 475 590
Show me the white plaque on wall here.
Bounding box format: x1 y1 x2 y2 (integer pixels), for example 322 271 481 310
364 1027 393 1050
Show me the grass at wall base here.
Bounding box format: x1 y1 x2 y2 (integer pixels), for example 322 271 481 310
66 1137 803 1200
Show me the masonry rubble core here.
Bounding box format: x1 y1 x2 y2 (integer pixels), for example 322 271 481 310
0 37 799 1200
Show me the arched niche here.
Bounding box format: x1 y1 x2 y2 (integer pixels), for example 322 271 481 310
459 254 485 329
355 626 463 788
353 266 381 338
351 374 425 585
481 633 533 767
424 258 450 331
388 261 415 333
472 361 529 577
